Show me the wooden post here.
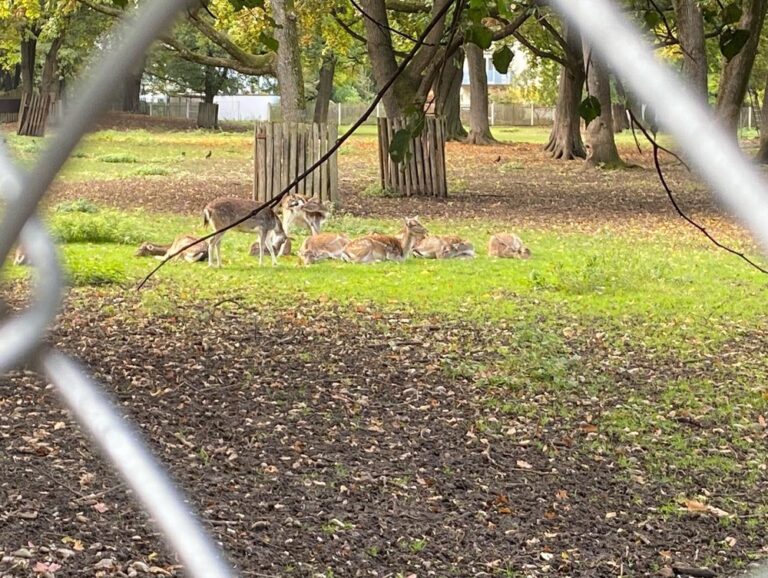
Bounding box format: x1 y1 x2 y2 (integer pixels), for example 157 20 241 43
329 123 339 202
197 102 218 129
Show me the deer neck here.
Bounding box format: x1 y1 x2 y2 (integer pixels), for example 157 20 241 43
400 229 417 259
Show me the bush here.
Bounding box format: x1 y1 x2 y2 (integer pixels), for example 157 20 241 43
66 259 126 287
54 199 100 214
132 165 171 176
98 153 138 163
50 210 155 245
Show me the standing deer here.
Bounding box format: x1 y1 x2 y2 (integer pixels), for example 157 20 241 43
488 233 531 259
135 234 209 263
343 217 428 263
299 233 349 265
203 197 287 267
281 193 329 236
414 235 475 259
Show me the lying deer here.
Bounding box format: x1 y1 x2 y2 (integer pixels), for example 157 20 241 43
343 217 428 263
281 193 329 236
488 233 531 259
135 234 209 263
299 233 349 265
414 235 475 259
203 196 287 267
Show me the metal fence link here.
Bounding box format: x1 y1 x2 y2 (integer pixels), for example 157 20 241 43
0 1 237 576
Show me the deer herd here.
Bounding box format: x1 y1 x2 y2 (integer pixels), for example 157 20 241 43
12 193 531 267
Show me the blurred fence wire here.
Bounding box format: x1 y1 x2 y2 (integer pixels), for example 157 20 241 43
1 0 768 577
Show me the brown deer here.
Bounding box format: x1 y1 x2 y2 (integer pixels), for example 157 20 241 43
281 193 329 237
203 197 287 267
488 233 531 259
343 217 428 263
414 235 475 259
12 247 29 266
135 234 208 263
299 233 350 265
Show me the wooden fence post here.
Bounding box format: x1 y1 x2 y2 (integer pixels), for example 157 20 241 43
376 117 447 197
252 121 338 203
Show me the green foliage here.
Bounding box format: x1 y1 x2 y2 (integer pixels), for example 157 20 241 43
132 165 171 176
465 24 493 50
721 2 743 25
492 46 514 75
54 199 100 214
50 210 159 245
720 28 750 60
98 153 138 163
388 128 412 164
578 95 601 126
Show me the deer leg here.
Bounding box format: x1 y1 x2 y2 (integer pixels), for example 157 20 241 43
265 232 278 266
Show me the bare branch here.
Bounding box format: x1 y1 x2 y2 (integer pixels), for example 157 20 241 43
626 107 768 276
512 30 566 65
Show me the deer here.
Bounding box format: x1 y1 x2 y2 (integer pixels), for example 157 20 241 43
414 235 475 259
342 217 428 263
203 197 287 267
12 247 29 266
488 233 531 259
298 233 350 265
135 234 209 263
281 193 329 237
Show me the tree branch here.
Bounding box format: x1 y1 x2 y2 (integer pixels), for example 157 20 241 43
512 30 566 66
385 0 430 12
332 10 408 57
187 9 274 71
78 0 274 75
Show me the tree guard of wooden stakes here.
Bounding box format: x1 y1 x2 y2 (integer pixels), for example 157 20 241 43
253 121 339 203
377 116 447 197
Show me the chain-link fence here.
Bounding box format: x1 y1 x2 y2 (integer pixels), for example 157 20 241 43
2 0 768 577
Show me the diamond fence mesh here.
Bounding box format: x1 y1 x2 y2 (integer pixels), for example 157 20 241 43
1 0 767 577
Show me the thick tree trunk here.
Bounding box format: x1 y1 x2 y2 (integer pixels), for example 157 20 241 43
361 0 403 118
465 43 495 145
0 66 20 92
545 24 585 160
40 35 65 98
273 0 306 121
716 0 767 133
313 53 336 124
672 0 708 100
119 59 144 113
584 46 622 166
20 35 37 99
434 48 467 141
755 73 768 162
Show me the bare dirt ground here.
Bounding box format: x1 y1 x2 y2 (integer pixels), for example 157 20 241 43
2 296 766 578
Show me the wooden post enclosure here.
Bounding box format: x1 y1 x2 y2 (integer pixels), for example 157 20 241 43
253 122 338 203
17 94 52 137
377 117 447 197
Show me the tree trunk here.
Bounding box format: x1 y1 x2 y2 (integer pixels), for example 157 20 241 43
545 24 585 160
361 0 403 118
273 0 306 121
20 34 37 99
672 0 708 100
612 103 629 132
465 43 495 145
754 73 768 162
434 48 467 141
313 53 336 124
120 59 144 113
40 35 65 98
716 0 767 133
584 45 622 166
0 66 20 92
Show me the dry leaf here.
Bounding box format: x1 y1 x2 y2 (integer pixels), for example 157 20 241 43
516 460 533 469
